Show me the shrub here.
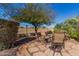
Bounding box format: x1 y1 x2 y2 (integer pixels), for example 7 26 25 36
54 18 79 41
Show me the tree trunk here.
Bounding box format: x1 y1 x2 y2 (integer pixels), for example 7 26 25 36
34 26 39 41
26 25 28 37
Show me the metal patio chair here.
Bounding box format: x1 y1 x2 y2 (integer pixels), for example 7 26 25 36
44 31 53 44
51 32 66 56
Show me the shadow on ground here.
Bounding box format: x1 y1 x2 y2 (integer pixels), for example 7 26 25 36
14 37 36 47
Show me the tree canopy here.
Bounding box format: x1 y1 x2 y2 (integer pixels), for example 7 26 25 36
12 4 55 27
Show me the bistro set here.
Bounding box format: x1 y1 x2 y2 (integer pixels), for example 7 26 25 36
17 30 69 56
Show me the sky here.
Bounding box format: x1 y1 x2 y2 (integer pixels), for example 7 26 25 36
52 3 79 23
47 3 79 28
0 3 79 28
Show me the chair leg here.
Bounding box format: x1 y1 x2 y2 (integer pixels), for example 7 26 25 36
60 51 63 56
53 51 55 56
64 44 65 48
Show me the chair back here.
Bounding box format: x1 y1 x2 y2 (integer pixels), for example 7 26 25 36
53 32 65 43
37 32 41 37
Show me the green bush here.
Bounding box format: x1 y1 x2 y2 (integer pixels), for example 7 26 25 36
0 42 6 51
74 32 79 41
54 18 79 41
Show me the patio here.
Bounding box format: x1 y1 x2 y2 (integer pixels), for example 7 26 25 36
15 39 79 56
0 39 78 56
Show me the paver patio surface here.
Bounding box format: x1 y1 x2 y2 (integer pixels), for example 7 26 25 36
0 39 79 56
16 39 79 56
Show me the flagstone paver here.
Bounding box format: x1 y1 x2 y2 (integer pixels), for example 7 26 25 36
37 45 47 51
61 52 70 56
15 40 79 56
15 39 79 56
72 45 79 50
44 49 54 56
61 49 71 56
0 39 79 56
0 48 17 56
68 49 79 56
28 43 36 48
16 49 30 56
16 46 30 56
28 46 40 54
33 51 46 56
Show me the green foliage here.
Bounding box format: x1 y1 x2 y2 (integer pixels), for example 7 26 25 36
0 42 6 51
68 27 77 38
13 4 54 27
54 18 79 41
0 19 19 50
54 23 64 32
12 4 55 39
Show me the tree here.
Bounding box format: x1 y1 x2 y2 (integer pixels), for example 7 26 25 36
12 4 55 40
75 17 79 31
62 18 79 40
